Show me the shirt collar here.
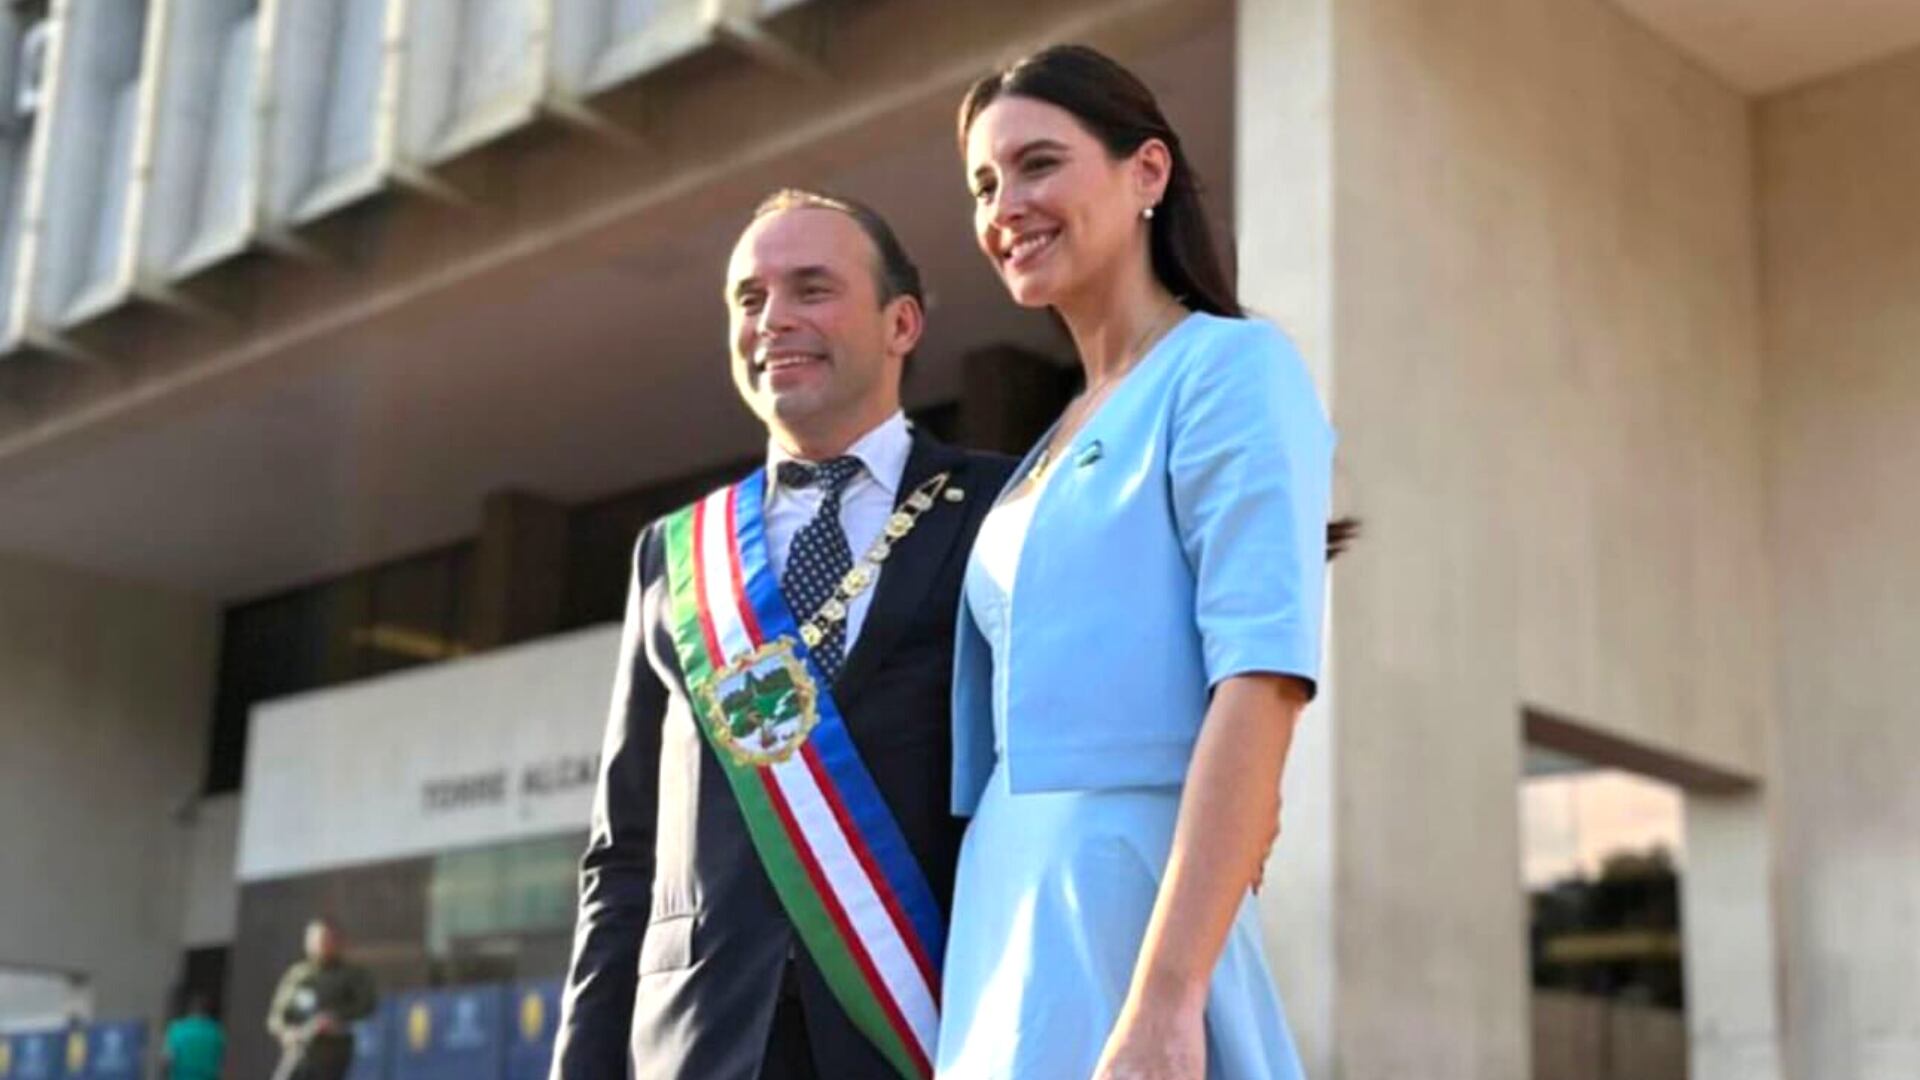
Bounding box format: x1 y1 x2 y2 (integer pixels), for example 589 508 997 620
765 411 912 502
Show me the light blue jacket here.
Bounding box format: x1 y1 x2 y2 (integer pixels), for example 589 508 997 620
952 313 1334 815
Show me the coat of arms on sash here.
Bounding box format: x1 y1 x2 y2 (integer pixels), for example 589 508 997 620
697 637 820 767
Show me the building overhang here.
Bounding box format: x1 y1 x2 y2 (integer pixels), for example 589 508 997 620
1609 0 1920 92
0 0 1230 600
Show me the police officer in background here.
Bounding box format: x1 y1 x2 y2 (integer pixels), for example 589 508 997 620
266 917 377 1080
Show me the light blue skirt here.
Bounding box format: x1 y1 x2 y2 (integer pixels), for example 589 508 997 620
934 763 1306 1079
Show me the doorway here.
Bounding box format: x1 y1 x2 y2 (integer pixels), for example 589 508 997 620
1519 707 1780 1080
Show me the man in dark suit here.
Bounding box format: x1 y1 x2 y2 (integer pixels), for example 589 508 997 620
552 189 1014 1080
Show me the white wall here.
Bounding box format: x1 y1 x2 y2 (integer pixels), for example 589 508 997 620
0 970 85 1032
179 794 241 949
0 553 216 1024
1241 0 1776 1075
238 625 619 882
1760 45 1920 1080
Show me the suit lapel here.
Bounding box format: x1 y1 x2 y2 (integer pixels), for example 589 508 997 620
832 432 970 701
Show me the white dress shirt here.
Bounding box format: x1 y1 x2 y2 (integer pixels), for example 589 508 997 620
764 411 912 650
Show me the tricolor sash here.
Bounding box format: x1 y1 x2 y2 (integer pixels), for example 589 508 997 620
661 470 944 1079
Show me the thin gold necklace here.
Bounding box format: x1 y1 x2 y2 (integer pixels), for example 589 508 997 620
1027 298 1184 485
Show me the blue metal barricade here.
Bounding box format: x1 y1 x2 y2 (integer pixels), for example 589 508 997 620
389 986 506 1080
347 999 394 1080
75 1022 144 1080
502 980 562 1080
1 1029 68 1080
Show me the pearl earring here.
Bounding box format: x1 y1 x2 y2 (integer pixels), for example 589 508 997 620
1143 206 1155 220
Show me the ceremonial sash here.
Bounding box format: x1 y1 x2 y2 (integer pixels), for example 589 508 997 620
661 470 943 1079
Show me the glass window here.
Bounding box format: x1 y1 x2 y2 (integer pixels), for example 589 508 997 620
356 548 473 677
205 543 474 793
1522 748 1687 1080
560 457 753 631
425 836 581 985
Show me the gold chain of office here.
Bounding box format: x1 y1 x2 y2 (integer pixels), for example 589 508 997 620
795 470 954 650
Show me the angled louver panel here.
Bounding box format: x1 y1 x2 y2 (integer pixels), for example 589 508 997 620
0 7 53 353
547 0 710 101
136 0 266 284
20 0 154 331
398 0 549 168
547 0 823 108
259 0 403 227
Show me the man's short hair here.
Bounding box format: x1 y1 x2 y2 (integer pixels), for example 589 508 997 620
751 188 925 309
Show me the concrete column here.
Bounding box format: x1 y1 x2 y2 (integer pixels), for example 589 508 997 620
1237 0 1339 1074
0 553 217 1025
1759 46 1920 1080
1682 792 1785 1080
468 489 570 649
180 794 242 952
1239 0 1771 1076
957 343 1075 457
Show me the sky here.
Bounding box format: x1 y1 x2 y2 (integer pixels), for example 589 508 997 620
1520 768 1685 888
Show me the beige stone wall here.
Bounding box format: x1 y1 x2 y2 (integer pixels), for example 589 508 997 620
1759 45 1920 1080
0 554 217 1022
1240 0 1776 1075
1332 0 1771 775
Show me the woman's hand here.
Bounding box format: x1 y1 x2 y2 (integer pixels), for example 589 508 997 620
1091 989 1207 1080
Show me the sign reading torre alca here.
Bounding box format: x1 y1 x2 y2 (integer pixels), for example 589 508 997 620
237 626 622 881
420 755 600 815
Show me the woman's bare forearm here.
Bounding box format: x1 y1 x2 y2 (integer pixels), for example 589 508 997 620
1124 674 1305 1014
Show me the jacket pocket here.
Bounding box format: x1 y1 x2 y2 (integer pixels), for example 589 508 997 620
637 913 695 975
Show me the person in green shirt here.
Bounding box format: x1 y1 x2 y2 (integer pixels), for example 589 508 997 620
266 918 377 1080
161 994 226 1080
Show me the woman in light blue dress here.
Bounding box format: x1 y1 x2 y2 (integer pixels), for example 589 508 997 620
937 46 1342 1079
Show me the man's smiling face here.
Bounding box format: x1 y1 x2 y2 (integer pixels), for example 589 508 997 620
725 206 910 448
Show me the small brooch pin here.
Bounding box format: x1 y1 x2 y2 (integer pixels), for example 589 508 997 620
1076 441 1104 467
944 487 965 502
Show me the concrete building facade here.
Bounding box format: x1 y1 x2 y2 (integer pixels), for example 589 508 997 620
0 0 1913 1077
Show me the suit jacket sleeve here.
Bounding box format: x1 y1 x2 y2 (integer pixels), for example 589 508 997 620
552 524 669 1079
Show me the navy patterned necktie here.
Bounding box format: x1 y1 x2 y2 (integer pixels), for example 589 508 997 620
777 456 864 679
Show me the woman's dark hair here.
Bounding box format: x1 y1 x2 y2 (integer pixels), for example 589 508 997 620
958 44 1240 319
960 45 1358 560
